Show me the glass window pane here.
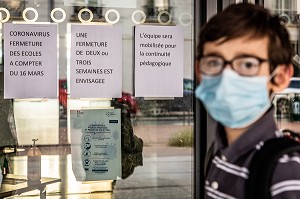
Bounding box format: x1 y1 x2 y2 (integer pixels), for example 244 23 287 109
0 0 194 198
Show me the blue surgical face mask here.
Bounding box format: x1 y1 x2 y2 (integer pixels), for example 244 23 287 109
195 69 272 128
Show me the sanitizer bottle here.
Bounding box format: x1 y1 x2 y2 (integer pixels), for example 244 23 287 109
27 139 41 182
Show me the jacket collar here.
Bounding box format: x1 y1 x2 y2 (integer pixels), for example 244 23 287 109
214 107 281 162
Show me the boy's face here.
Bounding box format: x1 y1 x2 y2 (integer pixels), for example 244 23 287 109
195 35 293 128
199 35 292 93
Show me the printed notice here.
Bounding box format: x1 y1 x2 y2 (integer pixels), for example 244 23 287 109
4 23 58 99
134 25 184 97
70 25 122 98
70 109 121 181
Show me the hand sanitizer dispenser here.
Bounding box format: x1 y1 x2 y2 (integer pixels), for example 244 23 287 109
27 139 41 182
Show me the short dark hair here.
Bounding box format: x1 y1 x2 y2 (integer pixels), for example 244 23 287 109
197 3 294 72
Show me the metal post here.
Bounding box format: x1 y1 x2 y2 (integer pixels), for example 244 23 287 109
49 0 55 22
218 0 223 12
255 0 264 6
194 0 207 198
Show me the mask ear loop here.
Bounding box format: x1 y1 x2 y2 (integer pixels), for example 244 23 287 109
268 66 280 100
269 66 280 86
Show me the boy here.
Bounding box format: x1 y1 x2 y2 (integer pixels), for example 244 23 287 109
195 3 300 198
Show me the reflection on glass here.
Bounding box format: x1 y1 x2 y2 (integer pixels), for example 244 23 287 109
266 0 300 137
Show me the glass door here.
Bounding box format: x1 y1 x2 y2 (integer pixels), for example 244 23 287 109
0 0 196 198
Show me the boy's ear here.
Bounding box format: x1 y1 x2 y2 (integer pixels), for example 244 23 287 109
271 64 294 92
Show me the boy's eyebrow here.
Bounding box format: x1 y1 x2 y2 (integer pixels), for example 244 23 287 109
233 53 268 59
203 52 268 60
202 52 223 57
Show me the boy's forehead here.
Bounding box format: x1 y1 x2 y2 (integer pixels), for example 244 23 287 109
203 36 269 58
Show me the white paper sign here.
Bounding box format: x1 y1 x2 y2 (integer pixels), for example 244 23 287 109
70 25 122 98
4 23 58 99
134 25 184 97
70 109 121 181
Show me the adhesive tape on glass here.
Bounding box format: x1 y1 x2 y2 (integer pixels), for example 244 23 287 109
131 10 146 24
179 12 193 26
51 8 66 23
105 9 120 24
158 11 172 25
0 8 10 23
23 7 38 22
78 8 93 23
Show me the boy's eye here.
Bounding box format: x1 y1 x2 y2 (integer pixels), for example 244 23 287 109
240 61 257 68
207 59 222 67
233 57 260 76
